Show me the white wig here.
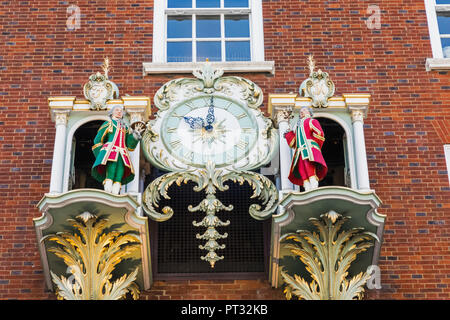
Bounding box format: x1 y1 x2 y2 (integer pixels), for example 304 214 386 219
108 105 126 118
300 106 313 116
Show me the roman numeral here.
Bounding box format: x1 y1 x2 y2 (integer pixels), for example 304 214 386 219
185 102 195 110
170 139 181 150
170 112 183 119
241 127 254 134
167 127 177 133
236 113 247 120
226 151 235 162
223 102 232 111
235 139 249 150
184 151 194 161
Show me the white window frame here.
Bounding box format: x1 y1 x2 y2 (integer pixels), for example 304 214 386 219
444 144 450 186
145 0 274 74
425 0 450 70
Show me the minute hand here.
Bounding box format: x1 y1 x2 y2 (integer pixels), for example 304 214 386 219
204 97 215 131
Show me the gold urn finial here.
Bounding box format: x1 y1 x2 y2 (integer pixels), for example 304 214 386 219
102 57 110 79
307 55 315 76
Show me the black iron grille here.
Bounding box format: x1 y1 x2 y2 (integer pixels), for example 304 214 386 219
155 180 268 274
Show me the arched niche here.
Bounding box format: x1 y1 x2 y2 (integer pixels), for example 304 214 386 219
63 114 109 192
70 120 105 190
316 117 348 188
286 111 357 191
268 94 371 192
48 96 150 195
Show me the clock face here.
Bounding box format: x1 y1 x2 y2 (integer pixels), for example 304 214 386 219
161 96 258 167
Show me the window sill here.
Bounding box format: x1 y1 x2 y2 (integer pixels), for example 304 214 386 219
143 61 275 75
425 58 450 71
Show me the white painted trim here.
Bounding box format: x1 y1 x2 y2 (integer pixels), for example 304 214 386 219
251 0 265 61
152 0 166 63
143 60 275 74
423 2 450 69
49 115 70 194
424 0 444 58
271 97 296 105
352 119 370 190
425 57 450 71
278 119 295 191
444 144 450 186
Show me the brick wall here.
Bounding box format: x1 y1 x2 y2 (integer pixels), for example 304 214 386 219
0 0 448 299
140 279 285 300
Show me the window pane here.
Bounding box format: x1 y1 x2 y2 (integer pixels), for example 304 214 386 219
225 0 249 7
226 41 250 61
196 15 221 38
441 38 450 58
196 0 220 8
225 15 250 38
437 13 450 35
167 42 192 62
167 16 192 38
197 41 221 61
436 1 450 4
168 0 192 8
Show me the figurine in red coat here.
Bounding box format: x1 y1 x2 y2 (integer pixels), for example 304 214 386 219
284 107 328 191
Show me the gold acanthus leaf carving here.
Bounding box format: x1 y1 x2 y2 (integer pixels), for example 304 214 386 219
43 213 140 300
280 211 378 300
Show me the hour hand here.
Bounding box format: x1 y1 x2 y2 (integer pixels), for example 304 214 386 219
184 116 204 130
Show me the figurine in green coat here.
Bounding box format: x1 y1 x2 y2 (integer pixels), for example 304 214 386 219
91 105 142 194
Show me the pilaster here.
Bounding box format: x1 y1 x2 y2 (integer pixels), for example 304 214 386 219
48 98 74 194
345 94 371 190
271 105 295 192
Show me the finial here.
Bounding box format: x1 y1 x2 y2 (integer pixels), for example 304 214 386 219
307 55 315 75
102 57 110 79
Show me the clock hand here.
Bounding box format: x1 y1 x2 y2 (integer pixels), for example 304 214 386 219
183 97 215 131
183 115 204 130
204 96 215 132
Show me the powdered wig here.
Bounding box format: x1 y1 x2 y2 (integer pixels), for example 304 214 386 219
300 106 313 116
108 105 126 118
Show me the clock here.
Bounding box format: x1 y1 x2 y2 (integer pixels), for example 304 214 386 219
141 63 278 173
161 95 258 168
140 64 279 267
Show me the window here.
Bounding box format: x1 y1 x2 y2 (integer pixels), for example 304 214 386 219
425 0 450 70
445 144 450 185
436 1 450 58
147 0 274 74
165 0 253 62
